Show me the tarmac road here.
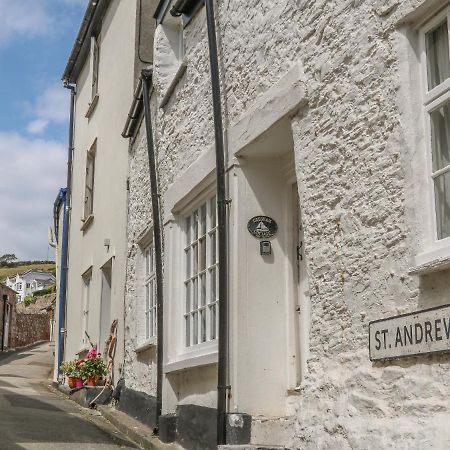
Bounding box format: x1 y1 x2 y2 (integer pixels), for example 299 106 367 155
0 342 137 450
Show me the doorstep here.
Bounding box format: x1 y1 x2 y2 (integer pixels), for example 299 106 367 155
219 446 286 450
97 405 182 450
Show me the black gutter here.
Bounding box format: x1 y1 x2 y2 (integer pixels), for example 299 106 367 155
141 69 164 434
170 0 201 16
204 0 229 445
122 78 144 139
62 0 111 83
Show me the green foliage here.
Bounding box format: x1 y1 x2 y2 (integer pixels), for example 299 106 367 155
0 254 17 267
79 357 108 379
23 295 35 307
60 360 77 376
33 284 56 298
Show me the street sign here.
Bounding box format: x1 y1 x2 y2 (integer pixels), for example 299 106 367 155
247 216 278 239
369 304 450 361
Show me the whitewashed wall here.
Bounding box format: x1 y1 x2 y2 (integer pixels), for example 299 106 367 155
124 0 450 447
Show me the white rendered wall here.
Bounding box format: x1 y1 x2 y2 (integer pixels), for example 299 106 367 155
63 0 136 382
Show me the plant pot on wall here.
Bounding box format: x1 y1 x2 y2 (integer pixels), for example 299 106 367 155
75 378 84 389
86 376 101 387
67 376 77 389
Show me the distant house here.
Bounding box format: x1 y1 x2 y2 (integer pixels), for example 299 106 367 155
5 270 55 302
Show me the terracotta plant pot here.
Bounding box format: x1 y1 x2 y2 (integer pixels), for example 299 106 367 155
67 376 77 389
86 376 101 387
75 378 84 389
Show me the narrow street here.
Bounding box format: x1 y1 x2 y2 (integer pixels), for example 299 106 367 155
0 343 137 450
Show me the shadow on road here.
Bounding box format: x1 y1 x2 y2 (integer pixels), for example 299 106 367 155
0 345 138 449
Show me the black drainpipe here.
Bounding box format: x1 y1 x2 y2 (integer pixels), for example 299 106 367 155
204 0 229 445
57 82 76 372
141 69 164 433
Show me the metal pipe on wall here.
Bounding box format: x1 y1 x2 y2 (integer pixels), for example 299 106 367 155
141 69 164 433
204 0 229 445
57 83 76 378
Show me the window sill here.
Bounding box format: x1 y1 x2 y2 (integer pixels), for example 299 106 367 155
164 348 218 374
409 243 450 275
159 62 187 108
85 94 99 119
134 338 157 353
80 214 94 232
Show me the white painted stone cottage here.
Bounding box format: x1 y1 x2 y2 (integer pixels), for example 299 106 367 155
119 0 450 448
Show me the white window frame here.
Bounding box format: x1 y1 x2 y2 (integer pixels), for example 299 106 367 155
91 35 100 99
183 192 218 349
135 232 157 351
144 243 157 342
414 7 450 269
83 140 96 222
164 180 219 373
81 268 92 347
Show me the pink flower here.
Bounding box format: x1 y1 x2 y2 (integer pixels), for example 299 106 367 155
87 347 98 360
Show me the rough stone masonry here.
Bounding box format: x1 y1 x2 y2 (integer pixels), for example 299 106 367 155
124 0 450 448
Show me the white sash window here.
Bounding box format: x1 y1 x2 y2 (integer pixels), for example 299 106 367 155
183 195 218 347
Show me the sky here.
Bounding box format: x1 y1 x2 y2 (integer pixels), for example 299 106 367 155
0 0 88 260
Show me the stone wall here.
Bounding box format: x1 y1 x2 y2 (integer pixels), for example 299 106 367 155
14 295 53 348
124 0 450 447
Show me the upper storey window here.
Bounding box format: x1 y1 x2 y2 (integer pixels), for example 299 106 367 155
422 10 450 241
91 36 100 99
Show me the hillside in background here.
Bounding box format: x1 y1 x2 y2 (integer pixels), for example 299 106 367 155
0 262 56 282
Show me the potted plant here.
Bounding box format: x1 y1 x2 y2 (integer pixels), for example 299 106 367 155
60 361 77 388
80 348 107 386
74 359 85 388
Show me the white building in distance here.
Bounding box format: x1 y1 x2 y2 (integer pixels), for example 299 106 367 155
6 270 55 302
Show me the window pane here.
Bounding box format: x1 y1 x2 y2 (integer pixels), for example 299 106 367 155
193 210 198 240
431 101 450 172
185 248 191 279
193 243 198 275
200 203 207 236
186 216 191 245
210 304 216 340
426 21 450 90
210 267 216 302
210 231 216 265
199 237 206 272
185 283 191 314
200 273 206 306
185 315 190 347
193 311 198 345
200 309 206 343
435 171 450 240
193 277 198 309
211 196 216 228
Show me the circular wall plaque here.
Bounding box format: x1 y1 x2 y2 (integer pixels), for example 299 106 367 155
247 216 278 239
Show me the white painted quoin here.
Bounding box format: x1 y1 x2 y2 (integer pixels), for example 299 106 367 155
5 270 55 303
121 0 450 447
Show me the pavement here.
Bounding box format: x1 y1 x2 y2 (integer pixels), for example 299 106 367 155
0 342 138 450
